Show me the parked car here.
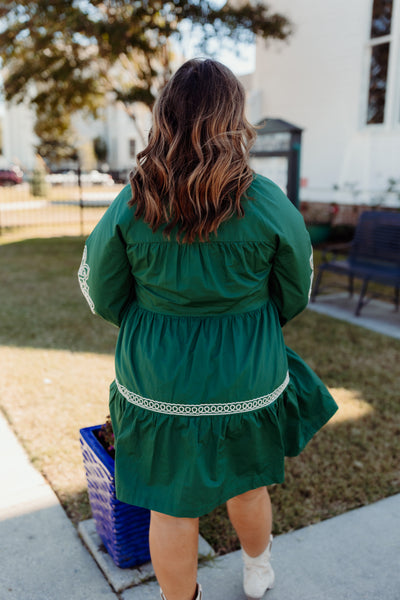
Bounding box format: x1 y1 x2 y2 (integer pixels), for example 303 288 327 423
46 169 115 186
0 167 23 186
82 170 115 185
45 170 77 185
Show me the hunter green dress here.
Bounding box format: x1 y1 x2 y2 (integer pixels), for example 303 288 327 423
78 173 337 517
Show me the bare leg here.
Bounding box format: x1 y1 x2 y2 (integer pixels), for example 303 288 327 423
149 510 199 600
226 486 272 557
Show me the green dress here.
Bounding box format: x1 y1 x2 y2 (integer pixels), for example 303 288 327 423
78 173 337 517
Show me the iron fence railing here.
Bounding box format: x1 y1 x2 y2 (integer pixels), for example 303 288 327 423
0 181 125 237
2 179 398 242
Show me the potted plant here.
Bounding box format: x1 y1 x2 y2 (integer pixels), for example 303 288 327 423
301 201 339 245
80 417 151 568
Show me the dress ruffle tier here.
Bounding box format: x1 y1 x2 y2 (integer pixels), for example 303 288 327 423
109 343 337 518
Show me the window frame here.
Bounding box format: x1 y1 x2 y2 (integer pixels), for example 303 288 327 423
363 0 400 129
129 138 136 159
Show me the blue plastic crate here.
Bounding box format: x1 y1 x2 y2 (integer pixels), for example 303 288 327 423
80 425 151 568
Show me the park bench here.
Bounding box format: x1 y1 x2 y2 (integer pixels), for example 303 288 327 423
311 210 400 316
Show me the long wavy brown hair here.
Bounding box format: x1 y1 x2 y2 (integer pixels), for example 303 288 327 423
129 58 256 243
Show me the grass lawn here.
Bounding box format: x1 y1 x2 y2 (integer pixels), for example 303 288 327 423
0 236 399 554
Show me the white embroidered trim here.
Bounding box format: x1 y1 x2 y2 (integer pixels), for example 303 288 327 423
308 250 314 300
115 372 290 417
78 245 95 314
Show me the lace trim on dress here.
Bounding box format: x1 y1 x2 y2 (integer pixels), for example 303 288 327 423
78 245 96 314
115 372 290 416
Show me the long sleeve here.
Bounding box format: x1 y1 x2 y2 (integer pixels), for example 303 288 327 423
269 205 313 327
78 189 135 327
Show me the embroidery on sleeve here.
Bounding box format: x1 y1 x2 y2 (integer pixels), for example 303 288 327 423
78 245 96 314
308 250 314 300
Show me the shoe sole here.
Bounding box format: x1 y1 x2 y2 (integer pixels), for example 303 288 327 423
245 581 275 600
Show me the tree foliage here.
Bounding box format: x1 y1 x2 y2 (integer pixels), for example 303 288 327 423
93 135 108 163
34 106 79 163
0 1 291 160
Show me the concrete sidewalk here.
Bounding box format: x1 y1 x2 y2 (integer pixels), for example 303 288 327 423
1 413 400 600
123 494 400 599
0 412 117 600
308 292 400 340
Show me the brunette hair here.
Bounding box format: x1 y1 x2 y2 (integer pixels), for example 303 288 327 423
129 58 256 243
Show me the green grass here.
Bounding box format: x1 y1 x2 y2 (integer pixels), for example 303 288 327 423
0 236 399 553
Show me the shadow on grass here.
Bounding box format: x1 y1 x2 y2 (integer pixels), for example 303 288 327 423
0 236 118 354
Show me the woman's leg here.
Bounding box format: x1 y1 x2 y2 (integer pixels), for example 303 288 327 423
228 487 275 598
226 486 272 556
149 510 199 600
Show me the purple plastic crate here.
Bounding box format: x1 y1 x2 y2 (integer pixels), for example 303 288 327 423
80 425 151 568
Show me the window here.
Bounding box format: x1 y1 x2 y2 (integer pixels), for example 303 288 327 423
129 139 136 158
366 0 393 124
370 0 393 37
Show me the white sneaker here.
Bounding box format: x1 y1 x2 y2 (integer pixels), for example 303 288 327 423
242 535 275 600
160 583 203 599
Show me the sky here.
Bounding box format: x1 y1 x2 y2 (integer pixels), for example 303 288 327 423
177 0 256 75
217 45 255 75
182 38 255 75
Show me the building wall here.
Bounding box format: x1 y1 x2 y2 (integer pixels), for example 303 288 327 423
104 102 151 171
2 101 37 171
251 0 400 204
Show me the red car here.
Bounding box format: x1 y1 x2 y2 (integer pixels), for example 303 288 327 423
0 168 23 186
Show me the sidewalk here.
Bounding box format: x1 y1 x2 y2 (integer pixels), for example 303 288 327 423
1 413 400 600
308 292 400 340
124 494 400 599
0 412 118 600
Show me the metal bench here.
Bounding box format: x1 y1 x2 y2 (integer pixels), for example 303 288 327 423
311 211 400 316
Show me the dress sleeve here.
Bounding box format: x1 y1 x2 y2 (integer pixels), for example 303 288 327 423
78 192 135 327
268 206 313 327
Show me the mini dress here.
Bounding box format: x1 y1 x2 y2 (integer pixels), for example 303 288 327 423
78 173 338 517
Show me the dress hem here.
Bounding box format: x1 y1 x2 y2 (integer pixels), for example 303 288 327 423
113 396 338 518
115 473 285 518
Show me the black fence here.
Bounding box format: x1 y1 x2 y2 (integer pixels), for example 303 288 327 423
0 179 124 238
3 178 398 243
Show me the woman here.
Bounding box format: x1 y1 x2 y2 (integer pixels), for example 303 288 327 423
78 58 337 600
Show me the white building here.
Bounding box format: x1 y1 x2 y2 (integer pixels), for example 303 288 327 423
1 98 151 176
2 101 37 172
247 0 400 206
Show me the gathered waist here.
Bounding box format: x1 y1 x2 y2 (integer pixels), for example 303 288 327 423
127 299 271 320
131 277 272 317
